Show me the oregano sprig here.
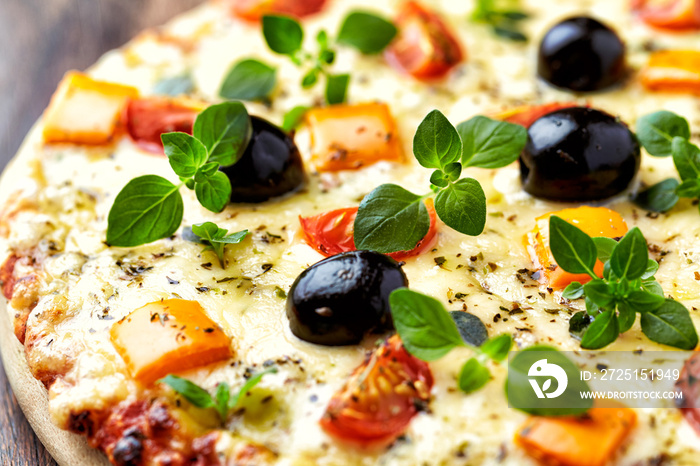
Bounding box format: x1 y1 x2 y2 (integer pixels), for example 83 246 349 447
106 102 252 247
353 109 527 253
182 222 249 268
634 110 700 213
471 0 529 42
158 367 277 424
550 216 699 350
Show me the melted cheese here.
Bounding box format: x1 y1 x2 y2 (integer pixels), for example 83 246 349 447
1 0 700 464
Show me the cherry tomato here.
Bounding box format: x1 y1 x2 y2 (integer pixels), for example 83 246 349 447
320 335 433 445
496 102 582 128
229 0 327 21
676 352 700 436
385 1 464 81
123 98 200 154
299 201 438 260
631 0 700 30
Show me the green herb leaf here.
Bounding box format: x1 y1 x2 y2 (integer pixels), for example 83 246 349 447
158 375 214 408
493 25 527 42
430 170 449 188
301 68 319 88
634 178 680 212
353 184 430 253
413 110 463 170
640 299 699 350
636 110 690 157
162 132 208 178
107 175 184 247
389 288 464 361
434 178 486 236
457 115 528 168
282 106 308 132
642 278 664 296
676 178 700 199
194 162 220 182
219 59 277 101
337 11 397 54
153 73 194 96
592 236 617 263
562 281 584 300
193 101 252 167
325 73 349 105
582 279 615 308
262 15 304 55
622 290 665 314
548 216 597 276
642 259 659 279
616 302 636 333
218 230 249 244
191 221 227 241
195 171 232 213
479 334 512 361
449 311 488 347
214 382 231 421
672 137 700 182
569 311 593 340
609 227 648 280
458 358 491 394
581 310 619 349
229 367 278 409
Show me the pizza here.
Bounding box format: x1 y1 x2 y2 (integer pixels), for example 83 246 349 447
1 0 700 465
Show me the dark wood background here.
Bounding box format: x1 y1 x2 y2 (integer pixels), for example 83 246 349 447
0 1 202 463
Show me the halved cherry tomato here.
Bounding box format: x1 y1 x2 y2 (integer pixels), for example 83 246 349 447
676 352 700 436
494 102 582 128
228 0 327 22
385 1 465 81
299 200 438 260
631 0 700 30
320 335 433 445
123 97 202 154
640 50 700 96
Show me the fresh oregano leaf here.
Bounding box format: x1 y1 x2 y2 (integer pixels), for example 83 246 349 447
449 311 488 346
219 59 277 101
548 216 597 276
634 178 680 212
282 106 309 132
479 334 512 361
676 178 700 199
158 375 214 408
262 15 304 55
609 227 648 280
592 236 617 263
672 137 700 181
640 299 699 350
434 178 486 236
195 171 232 213
337 11 397 54
581 310 619 349
413 109 462 170
457 115 527 169
162 132 208 178
562 281 584 300
325 73 349 105
193 101 252 167
636 110 690 157
458 357 491 394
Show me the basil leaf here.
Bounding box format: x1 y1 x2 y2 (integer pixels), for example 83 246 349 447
616 302 636 333
480 334 512 361
325 73 349 105
282 106 308 132
413 109 462 170
548 216 597 275
107 175 184 247
434 178 486 236
458 358 491 394
583 279 615 308
430 170 449 188
192 221 227 241
562 281 584 300
301 69 319 88
193 101 252 167
217 230 249 244
642 278 664 296
592 236 617 263
214 382 231 421
610 227 648 280
672 137 700 181
581 310 619 349
162 132 208 178
229 367 278 409
641 259 659 279
634 178 680 212
195 162 221 182
337 11 397 54
676 178 700 199
636 110 690 157
444 162 462 181
153 73 194 96
457 115 527 169
219 59 277 101
449 311 488 346
640 299 699 350
158 375 214 408
262 15 303 55
568 311 593 341
389 288 464 361
623 290 665 313
353 184 430 253
195 171 232 213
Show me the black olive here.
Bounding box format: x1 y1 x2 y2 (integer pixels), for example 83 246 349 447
538 16 626 92
286 250 408 346
221 116 306 203
519 107 640 201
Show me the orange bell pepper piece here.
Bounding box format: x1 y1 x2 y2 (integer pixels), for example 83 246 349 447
43 71 139 145
515 406 637 466
640 50 700 96
305 103 404 172
493 102 582 128
525 206 628 290
632 0 700 30
111 299 231 385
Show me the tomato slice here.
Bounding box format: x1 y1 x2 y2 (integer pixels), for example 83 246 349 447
385 1 464 81
676 352 700 436
228 0 327 21
299 201 438 260
495 102 582 128
631 0 700 30
320 335 433 445
123 98 200 154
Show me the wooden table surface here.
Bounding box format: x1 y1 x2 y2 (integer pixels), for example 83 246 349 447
0 1 202 464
